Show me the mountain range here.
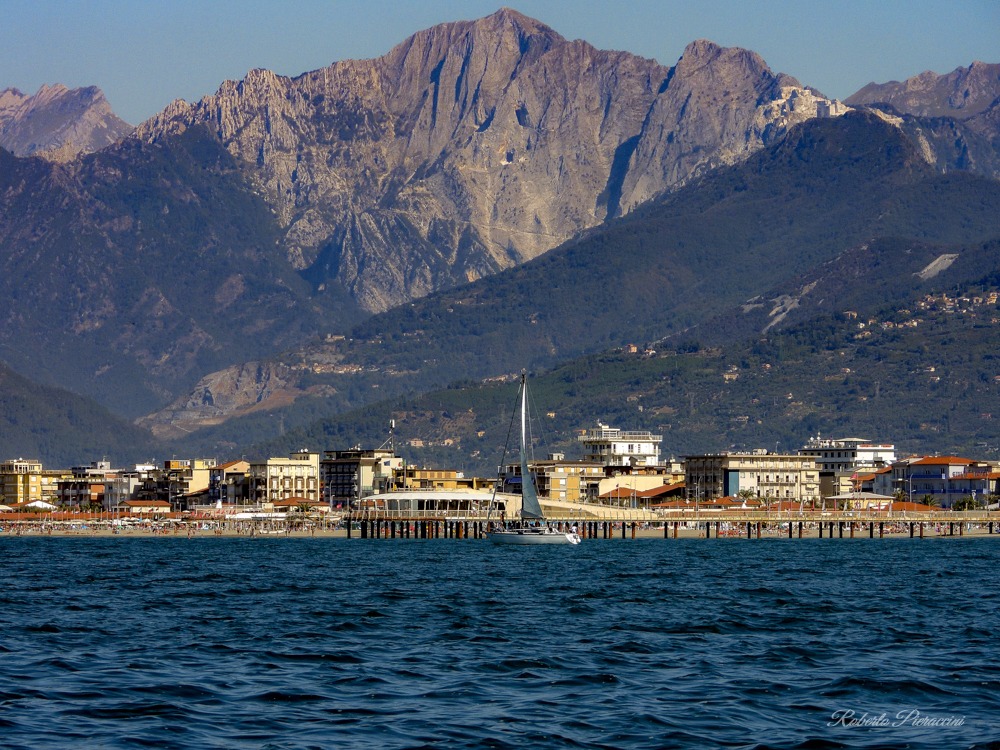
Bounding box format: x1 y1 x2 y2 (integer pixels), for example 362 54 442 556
148 110 1000 463
1 8 999 466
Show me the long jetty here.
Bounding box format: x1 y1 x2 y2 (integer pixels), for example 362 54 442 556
343 510 1000 540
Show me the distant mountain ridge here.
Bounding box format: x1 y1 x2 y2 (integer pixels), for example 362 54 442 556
845 61 1000 181
0 9 998 463
0 8 853 423
846 61 1000 119
146 111 1000 449
0 84 133 160
136 8 835 314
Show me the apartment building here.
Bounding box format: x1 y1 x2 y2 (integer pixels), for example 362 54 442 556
684 451 820 506
1 459 68 506
798 436 896 498
578 423 662 467
884 456 1000 508
208 460 251 505
321 448 400 509
249 450 320 505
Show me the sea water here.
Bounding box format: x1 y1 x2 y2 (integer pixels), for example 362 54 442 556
1 537 998 749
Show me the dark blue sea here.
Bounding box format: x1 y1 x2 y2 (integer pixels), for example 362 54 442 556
1 537 999 749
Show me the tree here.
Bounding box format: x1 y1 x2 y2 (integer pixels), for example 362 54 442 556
952 496 977 511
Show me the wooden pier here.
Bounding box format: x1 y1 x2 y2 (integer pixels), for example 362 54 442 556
342 510 1000 540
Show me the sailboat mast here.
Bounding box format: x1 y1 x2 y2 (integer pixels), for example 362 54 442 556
518 371 545 520
520 371 528 466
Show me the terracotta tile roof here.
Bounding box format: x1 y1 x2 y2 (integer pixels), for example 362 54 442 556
910 456 974 465
601 482 686 500
271 496 314 507
951 471 1000 480
640 482 685 497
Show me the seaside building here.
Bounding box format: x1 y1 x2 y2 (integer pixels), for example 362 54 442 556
321 448 400 509
798 436 896 499
0 458 50 506
515 454 605 503
104 464 156 511
596 457 685 499
120 498 172 516
885 456 1000 508
798 436 896 472
391 465 491 492
598 481 687 509
166 459 215 510
208 460 251 506
578 423 662 467
56 461 120 509
249 450 320 506
683 451 820 506
134 459 216 511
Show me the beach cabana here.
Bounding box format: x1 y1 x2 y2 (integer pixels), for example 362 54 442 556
24 500 57 510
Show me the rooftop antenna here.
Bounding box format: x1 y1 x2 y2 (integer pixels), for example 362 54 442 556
378 419 395 452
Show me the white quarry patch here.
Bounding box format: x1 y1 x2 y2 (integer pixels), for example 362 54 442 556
763 281 817 332
916 254 959 280
868 108 904 127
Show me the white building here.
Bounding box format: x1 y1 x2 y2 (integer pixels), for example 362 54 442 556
798 436 896 472
883 456 998 508
249 450 320 505
578 423 662 467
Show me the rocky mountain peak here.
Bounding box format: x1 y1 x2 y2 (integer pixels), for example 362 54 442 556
133 12 845 316
476 6 558 36
676 38 788 82
846 61 1000 119
0 84 133 161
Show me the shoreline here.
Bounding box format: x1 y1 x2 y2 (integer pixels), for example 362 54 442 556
2 525 997 540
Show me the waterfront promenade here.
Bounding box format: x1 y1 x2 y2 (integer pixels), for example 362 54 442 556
3 509 999 540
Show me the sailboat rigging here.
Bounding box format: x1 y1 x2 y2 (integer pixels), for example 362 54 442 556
486 371 581 545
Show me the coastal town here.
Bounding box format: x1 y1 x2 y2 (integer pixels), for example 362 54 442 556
2 420 999 535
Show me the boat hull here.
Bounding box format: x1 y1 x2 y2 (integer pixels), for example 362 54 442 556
487 529 581 545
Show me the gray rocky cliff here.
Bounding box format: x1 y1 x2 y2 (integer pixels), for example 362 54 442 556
846 61 1000 120
0 84 134 160
136 9 841 315
846 62 1000 181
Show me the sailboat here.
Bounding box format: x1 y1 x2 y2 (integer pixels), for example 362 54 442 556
486 371 581 545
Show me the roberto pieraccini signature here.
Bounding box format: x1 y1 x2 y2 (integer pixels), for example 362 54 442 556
828 709 966 728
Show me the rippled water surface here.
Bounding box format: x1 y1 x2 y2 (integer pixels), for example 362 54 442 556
2 537 999 749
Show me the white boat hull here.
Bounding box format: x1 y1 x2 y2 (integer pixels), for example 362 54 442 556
487 528 581 545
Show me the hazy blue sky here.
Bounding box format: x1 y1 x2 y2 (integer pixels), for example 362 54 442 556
3 0 997 125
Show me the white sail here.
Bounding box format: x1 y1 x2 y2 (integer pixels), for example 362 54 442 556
486 371 580 545
519 372 545 521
